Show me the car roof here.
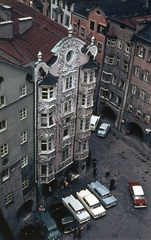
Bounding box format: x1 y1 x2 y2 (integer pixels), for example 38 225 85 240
64 195 84 211
84 194 99 206
89 181 110 196
132 186 144 195
99 123 110 130
38 212 56 230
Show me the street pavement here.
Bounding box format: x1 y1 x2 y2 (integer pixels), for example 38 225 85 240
16 128 151 240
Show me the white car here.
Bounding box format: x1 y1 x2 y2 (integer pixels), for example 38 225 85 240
90 115 100 131
62 194 91 224
76 189 106 218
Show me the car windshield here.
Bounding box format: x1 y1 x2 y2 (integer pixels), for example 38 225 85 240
134 195 145 199
101 193 111 199
48 228 57 233
91 203 100 209
99 128 105 131
76 208 84 214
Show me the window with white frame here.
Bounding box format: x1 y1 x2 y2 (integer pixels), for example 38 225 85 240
107 38 116 47
97 24 105 35
116 96 122 106
98 43 102 53
118 39 123 49
137 46 145 58
84 72 87 82
102 72 112 82
144 70 149 82
19 85 26 98
22 179 28 190
73 23 77 33
5 193 12 205
2 168 10 182
21 155 28 168
62 147 69 161
80 27 85 37
41 137 53 152
65 15 69 27
1 143 8 157
0 119 7 132
132 84 137 94
41 112 53 127
104 54 114 64
20 131 27 145
100 88 108 99
0 95 6 108
140 89 146 100
41 165 47 175
125 43 131 53
42 87 53 99
134 66 141 77
65 76 72 90
64 100 71 113
20 108 27 121
147 50 151 62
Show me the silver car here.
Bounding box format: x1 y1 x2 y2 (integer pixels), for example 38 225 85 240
87 181 117 208
97 123 110 137
62 194 91 224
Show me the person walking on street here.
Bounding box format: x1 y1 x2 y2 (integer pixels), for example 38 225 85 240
110 178 115 191
77 227 82 239
105 168 110 178
92 158 97 168
73 227 77 239
87 220 91 231
93 167 97 178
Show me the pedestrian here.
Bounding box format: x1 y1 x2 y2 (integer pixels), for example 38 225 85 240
93 167 97 178
92 158 97 168
73 227 77 239
77 227 82 239
110 178 115 191
87 220 91 231
105 168 110 178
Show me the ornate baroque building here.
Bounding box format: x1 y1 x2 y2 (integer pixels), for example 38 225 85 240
35 28 98 201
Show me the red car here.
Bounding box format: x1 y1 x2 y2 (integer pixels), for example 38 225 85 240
128 182 147 208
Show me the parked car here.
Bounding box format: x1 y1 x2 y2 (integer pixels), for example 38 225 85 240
50 202 77 234
35 211 61 240
127 181 147 208
62 194 91 224
97 123 111 137
87 181 117 208
76 189 106 218
90 115 100 131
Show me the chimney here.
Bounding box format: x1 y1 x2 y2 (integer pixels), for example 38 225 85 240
18 17 33 35
0 21 13 39
0 4 12 21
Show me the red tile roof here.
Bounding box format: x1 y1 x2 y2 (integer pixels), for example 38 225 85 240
0 0 68 66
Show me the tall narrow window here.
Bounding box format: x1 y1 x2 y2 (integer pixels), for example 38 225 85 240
22 179 28 190
90 21 95 31
65 76 72 89
19 85 26 98
20 108 27 121
0 95 6 108
5 193 12 205
82 95 86 106
1 143 8 157
84 72 87 82
0 119 7 132
41 165 47 175
20 131 27 144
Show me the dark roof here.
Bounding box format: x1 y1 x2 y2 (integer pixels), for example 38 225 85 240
136 24 151 43
73 0 148 19
81 59 99 69
0 0 68 66
39 71 58 86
